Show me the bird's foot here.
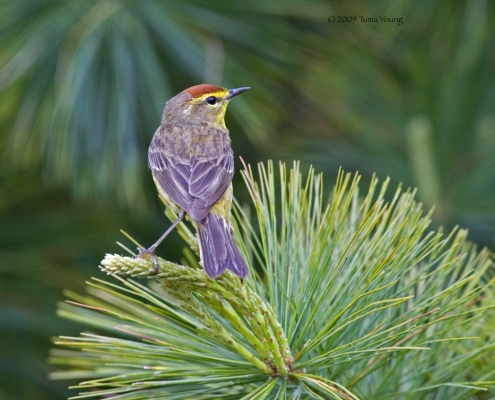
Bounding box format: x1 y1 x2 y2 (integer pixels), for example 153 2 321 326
137 247 160 275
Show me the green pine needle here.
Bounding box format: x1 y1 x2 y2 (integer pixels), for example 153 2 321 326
50 161 495 399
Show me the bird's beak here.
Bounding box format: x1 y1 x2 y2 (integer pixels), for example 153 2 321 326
227 87 250 100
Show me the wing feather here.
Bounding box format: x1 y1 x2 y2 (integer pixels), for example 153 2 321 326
148 127 234 222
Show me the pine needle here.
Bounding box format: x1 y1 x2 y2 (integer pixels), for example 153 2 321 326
51 162 495 399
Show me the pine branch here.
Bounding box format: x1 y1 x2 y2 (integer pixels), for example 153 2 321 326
50 161 495 399
99 253 290 376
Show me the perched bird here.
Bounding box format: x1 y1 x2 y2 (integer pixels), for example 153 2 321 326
139 84 250 279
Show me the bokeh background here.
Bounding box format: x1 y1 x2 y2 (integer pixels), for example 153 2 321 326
1 1 494 398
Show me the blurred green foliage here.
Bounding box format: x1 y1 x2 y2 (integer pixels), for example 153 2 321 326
0 0 494 398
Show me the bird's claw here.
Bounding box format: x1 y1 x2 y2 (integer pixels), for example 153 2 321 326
137 247 160 275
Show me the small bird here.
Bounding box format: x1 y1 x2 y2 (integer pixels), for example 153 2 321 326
139 84 250 279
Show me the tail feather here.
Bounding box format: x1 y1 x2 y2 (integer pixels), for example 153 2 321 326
197 213 249 279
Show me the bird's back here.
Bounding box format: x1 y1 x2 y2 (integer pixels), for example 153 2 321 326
150 124 232 161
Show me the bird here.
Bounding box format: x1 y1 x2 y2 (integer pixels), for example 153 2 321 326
138 84 250 279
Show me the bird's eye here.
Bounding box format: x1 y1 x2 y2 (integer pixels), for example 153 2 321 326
205 96 217 105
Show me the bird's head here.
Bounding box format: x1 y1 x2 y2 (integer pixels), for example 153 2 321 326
162 84 250 128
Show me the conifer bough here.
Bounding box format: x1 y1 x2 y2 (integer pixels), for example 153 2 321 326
51 162 495 400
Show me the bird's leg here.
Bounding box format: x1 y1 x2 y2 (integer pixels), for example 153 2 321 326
138 210 186 274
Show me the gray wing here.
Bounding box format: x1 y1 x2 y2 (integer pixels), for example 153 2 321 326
148 131 234 222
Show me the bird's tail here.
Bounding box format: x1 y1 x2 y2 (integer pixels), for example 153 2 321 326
197 213 249 279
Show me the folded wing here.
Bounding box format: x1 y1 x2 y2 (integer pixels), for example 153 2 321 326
148 129 234 222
